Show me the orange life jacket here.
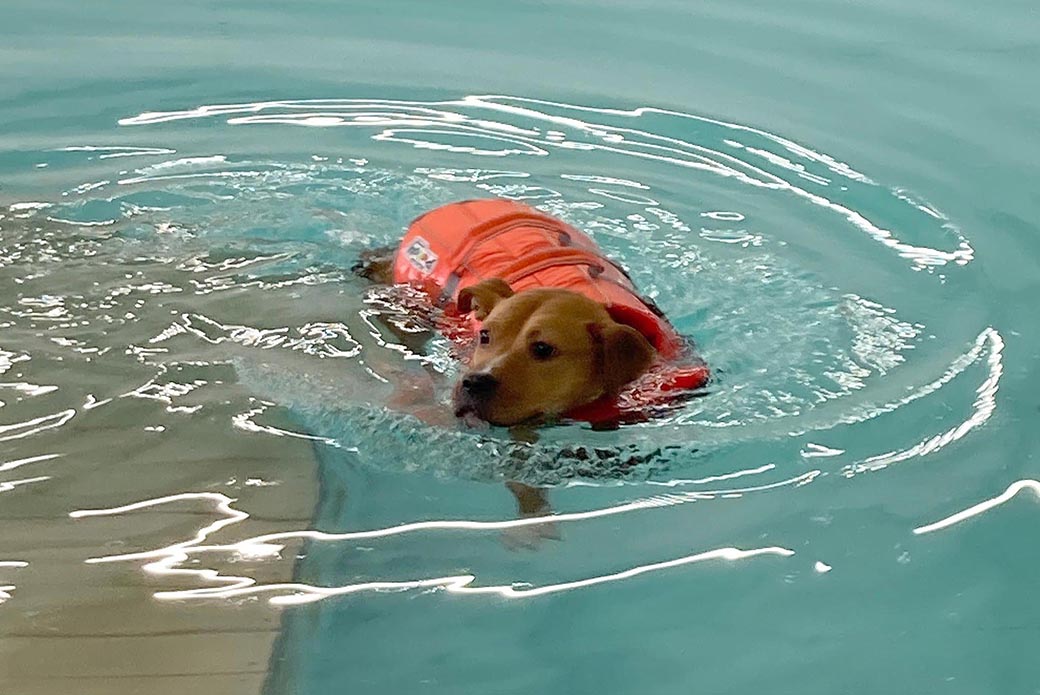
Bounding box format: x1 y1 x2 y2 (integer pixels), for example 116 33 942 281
393 199 709 423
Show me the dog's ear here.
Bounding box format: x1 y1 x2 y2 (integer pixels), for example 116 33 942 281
593 322 656 393
457 278 515 320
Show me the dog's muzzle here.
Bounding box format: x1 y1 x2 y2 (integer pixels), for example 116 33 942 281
452 371 498 419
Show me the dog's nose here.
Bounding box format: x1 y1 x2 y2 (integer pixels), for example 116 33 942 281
462 372 498 398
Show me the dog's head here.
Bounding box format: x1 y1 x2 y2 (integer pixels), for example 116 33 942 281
452 278 656 426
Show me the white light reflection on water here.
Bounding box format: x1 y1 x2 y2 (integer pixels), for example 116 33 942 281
0 562 28 606
914 480 1040 536
55 146 177 159
0 476 50 493
842 327 1003 477
0 453 63 473
72 468 815 604
266 546 795 606
0 410 76 442
118 95 973 270
231 400 345 447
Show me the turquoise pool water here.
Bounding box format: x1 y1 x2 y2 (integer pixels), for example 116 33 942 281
2 1 1038 693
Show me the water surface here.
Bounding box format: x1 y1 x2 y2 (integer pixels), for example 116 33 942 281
1 2 1038 694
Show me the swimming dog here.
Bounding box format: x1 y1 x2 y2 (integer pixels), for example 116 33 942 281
356 199 708 544
359 198 708 428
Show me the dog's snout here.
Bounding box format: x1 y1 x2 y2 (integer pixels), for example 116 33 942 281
462 372 498 398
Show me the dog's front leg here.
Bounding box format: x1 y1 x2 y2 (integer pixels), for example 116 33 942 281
501 481 561 550
500 426 561 549
505 480 552 517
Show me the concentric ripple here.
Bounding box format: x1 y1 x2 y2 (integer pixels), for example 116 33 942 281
2 94 1001 604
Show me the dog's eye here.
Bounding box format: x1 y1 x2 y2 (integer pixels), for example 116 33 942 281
479 329 490 345
530 341 556 360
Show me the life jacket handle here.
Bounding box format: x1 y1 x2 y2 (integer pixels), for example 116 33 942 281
446 212 574 264
498 248 607 285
